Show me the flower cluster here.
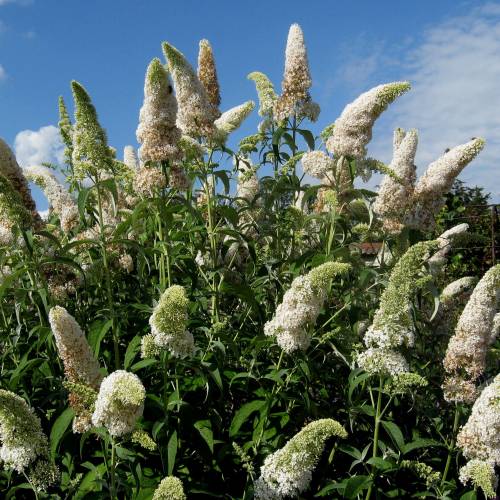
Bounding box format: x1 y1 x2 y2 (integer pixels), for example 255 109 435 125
264 261 351 353
152 476 186 500
248 71 277 117
92 370 146 437
408 138 485 230
273 24 319 123
459 459 497 499
24 166 79 232
457 374 500 496
71 81 115 179
0 137 42 226
357 241 439 376
0 389 49 473
162 41 219 138
197 39 221 109
236 162 260 203
136 58 182 164
433 276 477 337
144 284 195 358
427 223 469 274
301 150 335 180
373 128 418 233
254 419 347 500
214 100 255 142
326 82 410 160
49 306 102 432
0 174 33 245
443 264 500 403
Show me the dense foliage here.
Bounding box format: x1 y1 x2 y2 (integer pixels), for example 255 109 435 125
0 24 498 500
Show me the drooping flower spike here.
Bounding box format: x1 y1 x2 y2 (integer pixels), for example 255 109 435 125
326 82 411 160
254 419 347 499
264 261 351 353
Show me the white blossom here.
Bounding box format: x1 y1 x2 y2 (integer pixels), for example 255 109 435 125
92 370 145 437
326 82 410 159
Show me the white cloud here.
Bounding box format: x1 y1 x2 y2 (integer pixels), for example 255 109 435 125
367 2 500 201
14 125 64 168
0 0 32 6
0 64 6 81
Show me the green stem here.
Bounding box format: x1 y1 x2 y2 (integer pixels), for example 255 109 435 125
95 179 120 369
109 436 117 499
254 350 285 451
441 404 461 487
365 376 383 500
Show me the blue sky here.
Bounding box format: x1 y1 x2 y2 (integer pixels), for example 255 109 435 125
1 0 500 208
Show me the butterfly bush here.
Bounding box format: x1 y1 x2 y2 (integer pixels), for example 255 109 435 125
152 476 186 500
92 370 146 436
443 264 500 403
143 284 195 358
197 39 221 109
274 23 319 123
326 82 410 160
264 261 351 352
255 419 347 499
457 374 500 497
136 57 182 164
357 241 439 375
24 166 79 232
0 20 497 499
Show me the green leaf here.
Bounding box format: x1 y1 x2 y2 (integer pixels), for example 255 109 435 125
167 430 177 476
88 319 113 357
229 399 266 437
343 475 372 498
297 129 315 150
50 408 74 460
402 438 443 455
381 421 405 451
194 420 214 453
124 335 142 370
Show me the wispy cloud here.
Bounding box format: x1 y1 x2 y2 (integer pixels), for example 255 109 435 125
0 64 6 81
365 2 500 200
14 125 64 167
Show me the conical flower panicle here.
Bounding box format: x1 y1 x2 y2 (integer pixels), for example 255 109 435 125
25 166 79 232
71 81 114 179
326 82 410 160
264 261 351 353
273 23 320 123
443 264 500 403
144 284 195 358
197 39 221 108
0 137 42 227
255 419 347 500
58 95 73 166
456 373 500 497
0 390 49 473
0 174 33 245
248 71 277 117
214 100 255 142
49 306 102 432
123 145 139 171
407 138 485 230
92 370 146 437
358 240 440 376
374 128 418 233
152 476 187 500
433 276 477 337
162 41 219 138
136 58 182 163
